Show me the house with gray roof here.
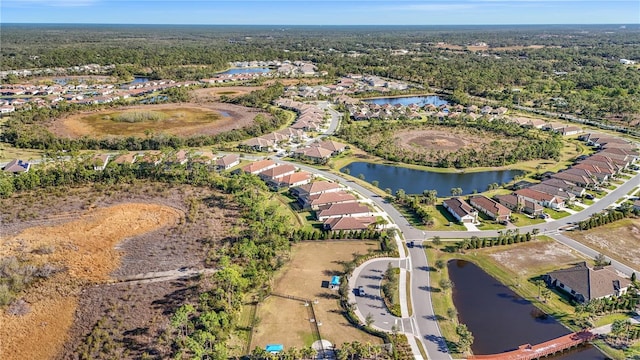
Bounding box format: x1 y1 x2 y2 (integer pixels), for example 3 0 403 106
544 262 632 303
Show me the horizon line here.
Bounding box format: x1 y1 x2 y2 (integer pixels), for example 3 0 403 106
2 22 637 27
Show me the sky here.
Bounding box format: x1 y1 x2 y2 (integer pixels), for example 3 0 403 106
2 0 639 26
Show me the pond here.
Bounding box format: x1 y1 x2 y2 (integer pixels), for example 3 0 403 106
217 67 271 75
363 95 448 107
448 260 605 359
340 162 523 195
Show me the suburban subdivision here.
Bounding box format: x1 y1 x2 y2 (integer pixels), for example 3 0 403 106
1 22 640 360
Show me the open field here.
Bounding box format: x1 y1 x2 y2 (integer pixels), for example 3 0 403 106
0 183 240 360
566 218 640 270
252 241 383 350
51 102 267 138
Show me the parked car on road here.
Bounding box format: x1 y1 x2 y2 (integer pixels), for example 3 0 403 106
357 286 366 296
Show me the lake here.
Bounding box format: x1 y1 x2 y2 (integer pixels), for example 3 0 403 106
341 162 522 195
217 67 271 75
363 95 448 107
448 260 605 359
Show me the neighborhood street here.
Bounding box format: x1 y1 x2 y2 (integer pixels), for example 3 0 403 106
283 158 640 360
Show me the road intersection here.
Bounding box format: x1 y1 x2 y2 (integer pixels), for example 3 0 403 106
283 158 640 360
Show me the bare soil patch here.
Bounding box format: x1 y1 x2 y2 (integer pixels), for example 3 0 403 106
253 241 382 349
192 86 265 101
51 102 268 138
393 128 518 160
487 239 587 277
0 183 240 360
566 218 640 270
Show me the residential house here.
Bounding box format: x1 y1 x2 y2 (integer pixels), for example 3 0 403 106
323 216 376 231
306 191 358 210
469 195 511 223
442 197 478 223
291 180 342 199
113 153 137 165
544 262 632 303
215 154 240 171
528 183 576 204
191 151 216 165
539 178 586 197
2 159 30 173
495 194 544 216
167 149 189 166
259 164 296 182
514 188 565 209
241 137 274 152
550 169 598 188
293 146 334 163
91 154 110 171
241 159 276 175
316 202 373 221
311 140 348 155
276 171 312 188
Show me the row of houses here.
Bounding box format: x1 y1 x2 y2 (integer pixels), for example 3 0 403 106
0 80 197 111
289 180 378 231
1 63 116 80
292 140 348 164
94 151 240 171
508 117 583 136
237 159 379 231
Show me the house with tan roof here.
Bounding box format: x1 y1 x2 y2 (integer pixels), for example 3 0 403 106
2 159 31 173
544 262 632 303
311 140 348 155
469 195 511 223
192 151 216 165
495 194 544 216
306 191 358 210
293 146 333 164
275 171 312 188
242 159 276 175
291 180 343 199
550 168 598 188
259 164 296 182
91 154 110 171
514 188 565 209
113 152 137 165
137 151 163 166
241 137 275 152
215 154 240 170
317 202 374 221
442 197 478 223
323 216 376 231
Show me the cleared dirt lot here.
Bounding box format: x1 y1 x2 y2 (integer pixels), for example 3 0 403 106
566 218 640 270
0 183 240 360
487 238 588 278
253 241 383 349
51 102 267 138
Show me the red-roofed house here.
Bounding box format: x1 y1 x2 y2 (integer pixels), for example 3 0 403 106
514 188 565 210
276 171 312 188
323 216 376 231
242 159 277 175
317 203 374 221
291 180 342 199
259 164 296 182
306 191 358 210
469 195 511 223
495 194 544 216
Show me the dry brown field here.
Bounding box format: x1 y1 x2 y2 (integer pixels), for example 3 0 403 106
0 183 240 360
51 102 267 138
252 241 383 349
486 238 588 278
566 218 640 270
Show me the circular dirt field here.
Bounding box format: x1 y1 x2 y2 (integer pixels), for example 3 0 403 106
52 102 268 138
397 129 483 152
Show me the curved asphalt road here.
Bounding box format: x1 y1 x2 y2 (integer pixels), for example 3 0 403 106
281 159 640 360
